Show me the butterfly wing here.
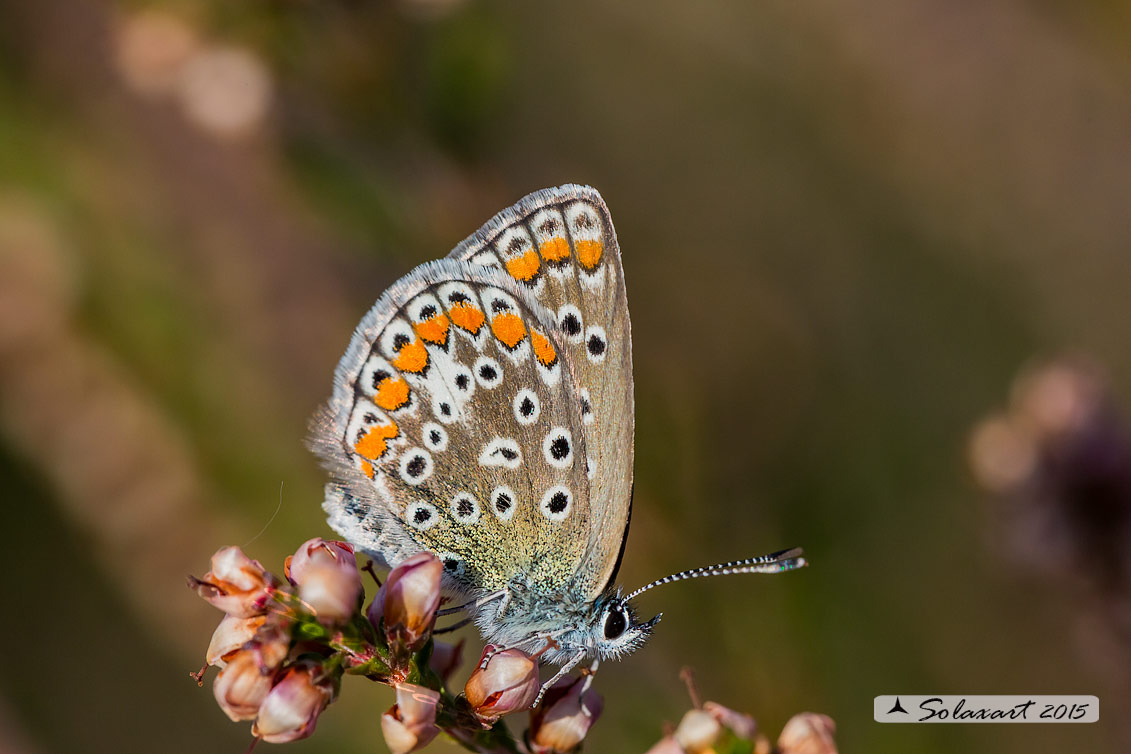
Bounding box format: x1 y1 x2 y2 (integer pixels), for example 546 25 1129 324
445 185 634 600
310 257 593 596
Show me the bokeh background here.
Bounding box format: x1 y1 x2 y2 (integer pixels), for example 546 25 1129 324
3 0 1130 751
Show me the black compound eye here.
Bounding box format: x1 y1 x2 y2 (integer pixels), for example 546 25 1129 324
603 607 627 640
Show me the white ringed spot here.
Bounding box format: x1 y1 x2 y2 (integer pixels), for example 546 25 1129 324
422 422 448 452
542 427 574 469
579 388 594 425
473 356 503 389
405 501 439 531
478 437 522 469
557 304 584 344
539 485 573 521
513 388 541 426
584 325 608 364
450 492 481 525
490 485 517 521
398 448 433 485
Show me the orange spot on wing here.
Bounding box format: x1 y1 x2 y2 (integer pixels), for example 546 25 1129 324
448 302 485 334
505 250 541 282
491 312 527 349
576 239 603 270
392 339 429 373
374 377 410 411
531 330 557 367
360 460 375 479
413 314 450 346
539 236 570 263
354 421 399 461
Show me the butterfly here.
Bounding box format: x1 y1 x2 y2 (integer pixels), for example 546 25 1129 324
308 184 806 702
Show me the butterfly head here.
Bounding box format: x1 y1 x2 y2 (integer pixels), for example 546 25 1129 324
585 593 661 661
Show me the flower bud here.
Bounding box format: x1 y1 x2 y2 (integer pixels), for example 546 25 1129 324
464 646 540 720
777 713 837 754
190 546 278 618
380 683 441 754
378 552 443 648
643 736 684 754
428 639 464 685
674 708 722 753
704 700 757 740
251 663 335 744
529 676 604 753
287 538 361 623
206 614 266 667
212 649 274 722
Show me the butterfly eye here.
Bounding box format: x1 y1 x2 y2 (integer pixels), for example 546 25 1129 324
604 607 627 640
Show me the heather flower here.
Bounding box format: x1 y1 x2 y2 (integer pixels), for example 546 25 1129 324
704 700 757 739
206 614 266 668
374 551 443 648
287 538 361 623
428 639 465 685
380 683 441 754
190 546 278 618
674 708 721 753
529 675 604 753
778 712 837 754
464 646 540 720
251 662 336 744
212 649 274 722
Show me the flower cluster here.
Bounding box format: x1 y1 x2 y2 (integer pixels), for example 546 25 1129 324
969 360 1131 590
643 672 837 754
190 541 835 753
189 541 602 752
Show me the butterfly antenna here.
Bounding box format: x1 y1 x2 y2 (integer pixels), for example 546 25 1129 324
625 547 807 602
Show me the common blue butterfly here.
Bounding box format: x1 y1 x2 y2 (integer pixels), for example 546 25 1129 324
309 185 805 703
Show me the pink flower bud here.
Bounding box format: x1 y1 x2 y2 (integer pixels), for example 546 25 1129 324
251 663 335 744
674 708 722 753
212 649 274 722
378 552 443 648
428 639 465 685
529 676 604 753
206 614 266 667
380 684 441 754
287 538 361 623
190 546 278 618
644 736 684 754
778 713 837 754
704 701 757 740
464 646 540 720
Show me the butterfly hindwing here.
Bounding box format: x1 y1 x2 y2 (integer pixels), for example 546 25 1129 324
312 259 592 595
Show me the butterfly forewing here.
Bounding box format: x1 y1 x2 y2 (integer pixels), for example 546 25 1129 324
312 258 593 595
446 185 634 599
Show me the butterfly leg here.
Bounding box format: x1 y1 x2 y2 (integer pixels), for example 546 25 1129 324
531 649 588 708
436 589 507 617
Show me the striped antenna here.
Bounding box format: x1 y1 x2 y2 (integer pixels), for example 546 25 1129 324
624 547 807 602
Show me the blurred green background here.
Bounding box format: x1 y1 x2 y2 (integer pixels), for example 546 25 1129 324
2 0 1129 751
